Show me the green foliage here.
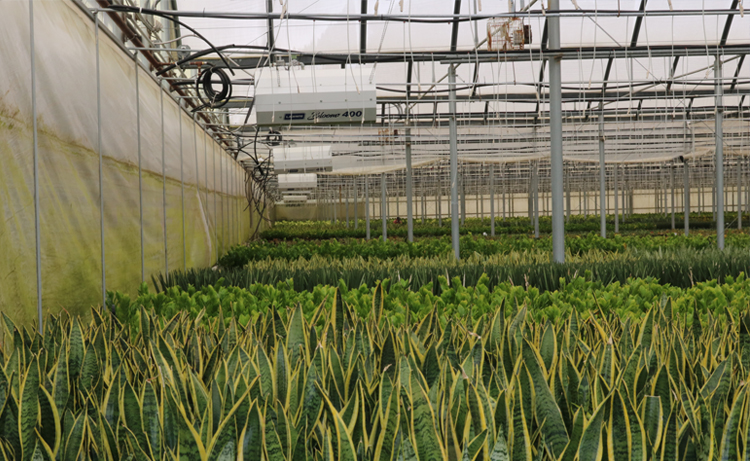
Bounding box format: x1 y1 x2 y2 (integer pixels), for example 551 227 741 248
3 288 750 460
261 212 736 240
219 232 750 268
163 246 750 294
120 272 750 329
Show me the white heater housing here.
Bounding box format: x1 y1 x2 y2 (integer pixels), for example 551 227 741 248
255 64 377 126
273 145 332 173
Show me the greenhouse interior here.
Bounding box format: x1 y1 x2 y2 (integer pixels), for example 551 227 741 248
1 0 750 459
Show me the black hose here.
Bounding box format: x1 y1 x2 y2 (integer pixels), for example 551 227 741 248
196 67 232 109
107 5 235 75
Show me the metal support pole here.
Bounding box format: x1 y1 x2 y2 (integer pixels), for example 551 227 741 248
533 161 540 239
490 163 495 236
438 172 443 227
422 189 426 224
502 167 506 220
739 156 743 230
614 163 619 233
30 0 43 328
460 170 466 225
381 173 388 242
549 0 565 263
95 15 107 307
671 165 676 230
449 64 460 260
132 52 145 284
684 161 690 236
346 184 350 228
565 166 571 223
354 178 359 230
365 176 371 239
179 105 186 269
715 56 725 250
406 119 414 241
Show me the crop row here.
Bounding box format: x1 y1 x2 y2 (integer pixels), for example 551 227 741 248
2 289 748 460
115 271 750 329
219 232 750 268
262 212 738 240
162 246 750 294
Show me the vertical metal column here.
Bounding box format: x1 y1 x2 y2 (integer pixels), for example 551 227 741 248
381 173 388 241
95 15 107 307
565 166 571 222
179 104 186 269
212 144 217 262
161 90 169 274
460 170 466 225
533 161 540 239
671 164 676 230
613 163 619 233
365 176 371 239
346 184 350 228
30 0 42 328
354 178 359 230
490 163 495 236
438 172 443 227
684 160 690 236
405 116 414 242
739 156 743 230
134 52 145 283
549 0 565 263
715 56 725 250
333 189 337 223
449 64 460 260
502 166 506 220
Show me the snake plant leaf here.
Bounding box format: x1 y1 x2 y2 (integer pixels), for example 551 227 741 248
465 429 488 461
287 304 307 367
0 392 21 460
511 384 532 461
207 391 247 461
52 351 69 415
239 402 263 461
521 341 568 459
177 400 208 461
257 345 275 400
36 386 60 455
320 390 357 461
559 409 585 461
487 300 506 355
79 347 99 394
577 400 607 461
636 309 655 352
659 408 678 461
540 321 556 373
607 391 631 461
62 412 85 461
276 345 289 406
642 396 663 456
68 319 85 381
123 380 151 455
18 358 39 461
374 387 400 461
141 381 161 459
717 388 744 461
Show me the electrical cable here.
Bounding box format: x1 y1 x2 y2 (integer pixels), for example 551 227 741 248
107 4 235 75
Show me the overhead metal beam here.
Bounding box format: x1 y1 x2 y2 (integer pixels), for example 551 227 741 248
203 44 750 69
360 0 368 54
730 55 746 91
666 56 680 92
450 0 462 52
266 0 274 55
630 0 648 48
720 0 740 46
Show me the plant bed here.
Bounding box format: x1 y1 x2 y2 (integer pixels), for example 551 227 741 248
1 291 748 460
